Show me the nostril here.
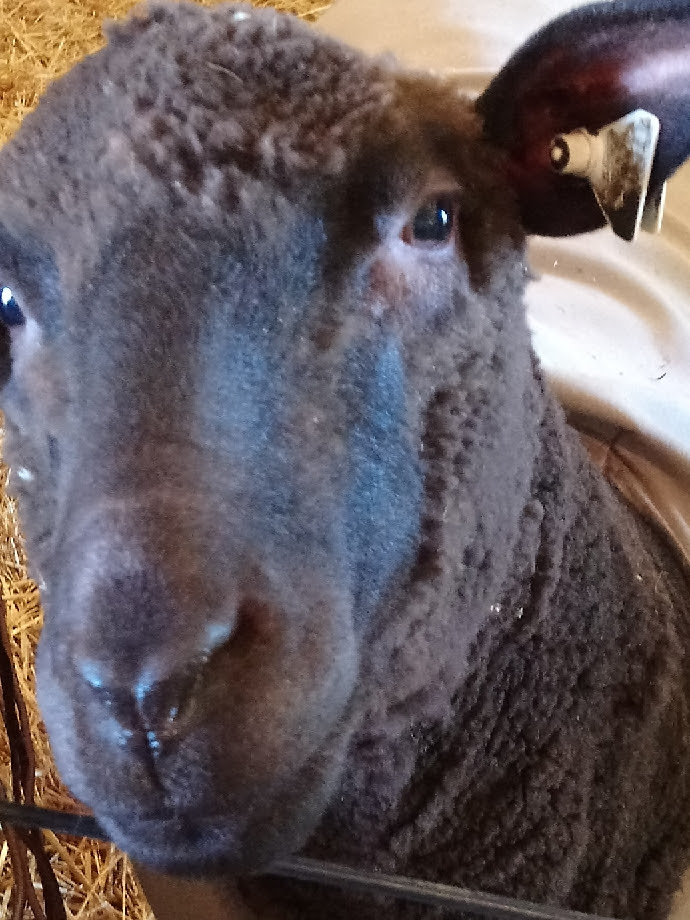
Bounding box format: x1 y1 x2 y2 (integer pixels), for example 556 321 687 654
78 659 140 748
134 665 201 742
79 659 128 714
234 597 273 652
79 658 110 694
133 621 236 742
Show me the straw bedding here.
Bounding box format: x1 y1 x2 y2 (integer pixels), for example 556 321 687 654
0 0 330 916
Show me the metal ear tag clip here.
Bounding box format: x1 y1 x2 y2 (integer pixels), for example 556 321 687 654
550 109 666 241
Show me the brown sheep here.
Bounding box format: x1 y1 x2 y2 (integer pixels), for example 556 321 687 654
0 1 688 917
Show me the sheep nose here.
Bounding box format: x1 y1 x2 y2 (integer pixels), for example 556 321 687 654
78 622 232 751
78 659 197 750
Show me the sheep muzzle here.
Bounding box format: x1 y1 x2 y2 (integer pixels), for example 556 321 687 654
34 494 359 873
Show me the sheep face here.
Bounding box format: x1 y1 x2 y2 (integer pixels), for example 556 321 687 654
0 3 523 873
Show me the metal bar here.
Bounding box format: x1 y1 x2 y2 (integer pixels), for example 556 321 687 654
0 802 617 920
269 857 615 920
0 803 106 842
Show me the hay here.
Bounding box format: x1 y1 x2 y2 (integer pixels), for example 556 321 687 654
0 0 331 916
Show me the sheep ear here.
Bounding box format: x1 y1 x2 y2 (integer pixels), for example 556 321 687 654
476 0 690 239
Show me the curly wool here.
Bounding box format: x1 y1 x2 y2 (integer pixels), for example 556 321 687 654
249 378 690 920
2 3 395 227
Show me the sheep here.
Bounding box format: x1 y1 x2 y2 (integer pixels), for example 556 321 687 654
0 1 689 918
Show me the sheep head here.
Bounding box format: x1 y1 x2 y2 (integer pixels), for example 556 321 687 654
0 2 523 872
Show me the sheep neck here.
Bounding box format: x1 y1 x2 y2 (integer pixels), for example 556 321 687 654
290 354 690 917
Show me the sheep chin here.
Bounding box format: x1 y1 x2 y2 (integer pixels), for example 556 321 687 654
95 716 354 876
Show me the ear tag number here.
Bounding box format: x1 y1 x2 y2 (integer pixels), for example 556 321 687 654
550 109 665 242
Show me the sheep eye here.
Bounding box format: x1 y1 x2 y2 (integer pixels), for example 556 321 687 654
1 287 25 327
405 197 455 247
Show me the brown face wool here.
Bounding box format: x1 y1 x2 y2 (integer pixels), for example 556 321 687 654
0 2 329 919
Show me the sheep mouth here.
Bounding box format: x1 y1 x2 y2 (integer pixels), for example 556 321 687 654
98 811 256 874
98 799 321 877
92 711 355 876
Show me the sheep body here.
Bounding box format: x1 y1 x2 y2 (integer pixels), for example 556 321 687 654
0 4 689 919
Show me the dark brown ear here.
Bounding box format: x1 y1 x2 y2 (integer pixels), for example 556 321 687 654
476 0 690 237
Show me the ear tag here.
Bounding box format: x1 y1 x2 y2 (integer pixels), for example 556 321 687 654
550 109 664 242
